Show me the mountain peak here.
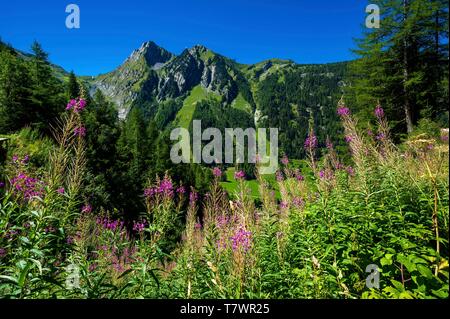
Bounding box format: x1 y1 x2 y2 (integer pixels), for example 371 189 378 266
125 41 174 67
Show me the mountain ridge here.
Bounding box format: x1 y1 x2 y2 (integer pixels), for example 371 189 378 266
87 41 348 122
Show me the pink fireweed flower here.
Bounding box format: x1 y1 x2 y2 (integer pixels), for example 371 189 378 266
294 169 304 181
81 204 92 214
57 187 65 194
319 170 334 180
346 166 355 176
212 167 222 177
281 155 289 166
144 187 155 198
189 190 198 206
176 186 186 194
158 176 173 197
66 236 74 245
194 223 202 230
280 201 288 209
66 99 77 110
66 98 87 113
292 196 304 208
11 172 44 201
216 215 229 229
326 140 333 150
234 170 245 180
304 134 318 150
344 135 353 143
374 104 384 119
276 170 284 182
133 220 146 233
337 106 351 117
77 98 87 110
74 126 86 137
12 155 18 163
230 226 252 252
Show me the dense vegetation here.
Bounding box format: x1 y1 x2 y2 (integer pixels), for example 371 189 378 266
0 98 448 298
0 0 448 299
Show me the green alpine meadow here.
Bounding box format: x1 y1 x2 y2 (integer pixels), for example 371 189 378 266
0 0 448 300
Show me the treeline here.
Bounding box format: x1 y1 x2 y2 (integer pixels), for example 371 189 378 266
256 63 348 159
0 40 65 134
347 0 449 135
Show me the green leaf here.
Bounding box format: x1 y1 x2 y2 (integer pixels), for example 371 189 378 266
0 275 19 285
416 264 433 279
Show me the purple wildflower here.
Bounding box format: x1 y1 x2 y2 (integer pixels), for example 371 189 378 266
294 169 304 181
66 99 77 110
0 248 6 258
326 140 333 150
133 220 145 233
57 187 65 194
337 106 351 117
292 197 304 208
212 167 222 177
280 201 288 209
281 155 289 166
22 155 29 164
189 191 198 206
176 186 186 194
0 182 4 188
230 226 252 252
376 133 385 141
304 134 318 150
144 187 155 198
216 215 229 229
12 155 18 163
158 176 173 197
234 170 245 180
346 166 355 176
319 170 334 180
194 223 202 230
74 126 86 137
276 170 284 182
11 172 44 201
77 98 87 111
374 104 384 119
344 135 353 143
81 204 92 214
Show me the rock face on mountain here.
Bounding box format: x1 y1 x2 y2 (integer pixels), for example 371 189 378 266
156 45 237 103
91 42 246 118
93 41 174 118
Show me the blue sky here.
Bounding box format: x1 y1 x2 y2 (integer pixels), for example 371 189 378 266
0 0 368 76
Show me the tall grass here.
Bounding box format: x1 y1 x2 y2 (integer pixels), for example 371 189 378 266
0 99 448 299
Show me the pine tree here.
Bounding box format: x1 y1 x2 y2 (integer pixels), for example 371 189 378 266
348 0 449 133
67 71 80 99
0 49 33 133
